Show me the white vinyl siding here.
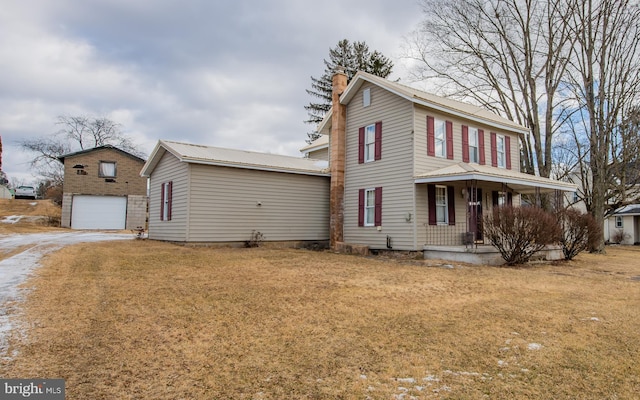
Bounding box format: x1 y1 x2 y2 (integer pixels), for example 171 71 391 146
344 82 417 250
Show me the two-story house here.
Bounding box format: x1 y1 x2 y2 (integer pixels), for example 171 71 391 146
318 70 575 263
59 145 148 230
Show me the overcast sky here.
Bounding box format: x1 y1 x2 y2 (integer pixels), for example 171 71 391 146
0 0 424 184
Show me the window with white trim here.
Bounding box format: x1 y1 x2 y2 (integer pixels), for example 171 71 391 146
99 161 116 178
468 128 479 163
435 185 448 224
364 124 376 162
496 135 506 168
363 88 371 107
365 188 376 226
615 216 623 228
435 119 446 158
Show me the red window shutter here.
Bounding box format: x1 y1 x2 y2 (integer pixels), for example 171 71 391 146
427 184 436 225
358 127 365 164
160 183 165 221
358 189 365 226
427 116 435 156
505 136 512 169
478 129 486 165
374 121 382 161
446 121 454 160
447 185 455 225
374 187 382 226
490 132 498 167
167 181 173 221
462 125 469 163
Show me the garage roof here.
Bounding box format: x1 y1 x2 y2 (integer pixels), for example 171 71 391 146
141 140 331 177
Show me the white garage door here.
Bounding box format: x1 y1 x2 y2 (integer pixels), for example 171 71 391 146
71 196 127 230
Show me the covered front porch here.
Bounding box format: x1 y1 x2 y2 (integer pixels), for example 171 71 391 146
414 163 576 264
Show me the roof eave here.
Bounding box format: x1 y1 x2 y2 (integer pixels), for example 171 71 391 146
338 73 529 135
414 173 577 193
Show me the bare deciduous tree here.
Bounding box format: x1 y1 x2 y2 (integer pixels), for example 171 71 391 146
19 115 143 186
405 0 575 178
561 0 640 251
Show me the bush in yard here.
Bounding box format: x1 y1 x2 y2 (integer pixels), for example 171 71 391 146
611 229 629 244
557 208 602 260
484 206 562 266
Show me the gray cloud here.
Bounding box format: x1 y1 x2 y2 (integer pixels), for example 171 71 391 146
0 0 423 184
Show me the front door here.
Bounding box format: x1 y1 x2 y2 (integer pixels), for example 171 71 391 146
468 188 483 242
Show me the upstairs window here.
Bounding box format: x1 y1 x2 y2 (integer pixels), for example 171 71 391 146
496 135 506 168
358 122 382 163
434 120 446 158
468 128 479 163
99 161 116 178
428 117 453 159
491 132 511 169
364 124 376 162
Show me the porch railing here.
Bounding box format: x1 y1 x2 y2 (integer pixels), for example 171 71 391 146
424 223 479 247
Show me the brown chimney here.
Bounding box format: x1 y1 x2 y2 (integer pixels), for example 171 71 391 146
330 67 348 249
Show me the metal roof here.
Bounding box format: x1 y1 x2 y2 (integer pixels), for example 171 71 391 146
414 162 577 193
318 71 529 136
610 204 640 216
299 135 329 153
141 140 330 177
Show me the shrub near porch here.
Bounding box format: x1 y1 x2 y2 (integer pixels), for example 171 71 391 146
2 242 639 399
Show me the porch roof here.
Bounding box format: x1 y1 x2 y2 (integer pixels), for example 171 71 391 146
414 163 576 193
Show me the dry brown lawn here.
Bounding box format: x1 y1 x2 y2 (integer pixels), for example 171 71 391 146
0 199 62 234
1 240 639 399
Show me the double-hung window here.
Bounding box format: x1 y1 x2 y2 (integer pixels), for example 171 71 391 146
615 216 623 228
435 119 446 158
496 135 506 168
364 188 376 226
435 185 448 224
468 128 479 163
364 124 376 162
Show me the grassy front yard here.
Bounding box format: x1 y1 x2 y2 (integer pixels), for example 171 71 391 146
2 240 639 399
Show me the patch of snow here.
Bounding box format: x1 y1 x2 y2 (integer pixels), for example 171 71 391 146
1 216 22 224
497 360 507 367
414 386 424 391
0 232 133 359
423 375 439 382
360 374 367 380
590 317 600 322
29 202 38 206
527 343 542 351
396 378 416 384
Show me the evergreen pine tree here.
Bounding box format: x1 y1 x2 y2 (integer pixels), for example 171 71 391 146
304 39 393 143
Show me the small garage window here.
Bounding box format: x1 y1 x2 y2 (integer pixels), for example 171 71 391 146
99 161 117 178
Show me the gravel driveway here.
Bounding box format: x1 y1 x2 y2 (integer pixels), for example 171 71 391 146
0 231 133 355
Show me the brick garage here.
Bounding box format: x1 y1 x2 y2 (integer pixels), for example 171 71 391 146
58 146 148 230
